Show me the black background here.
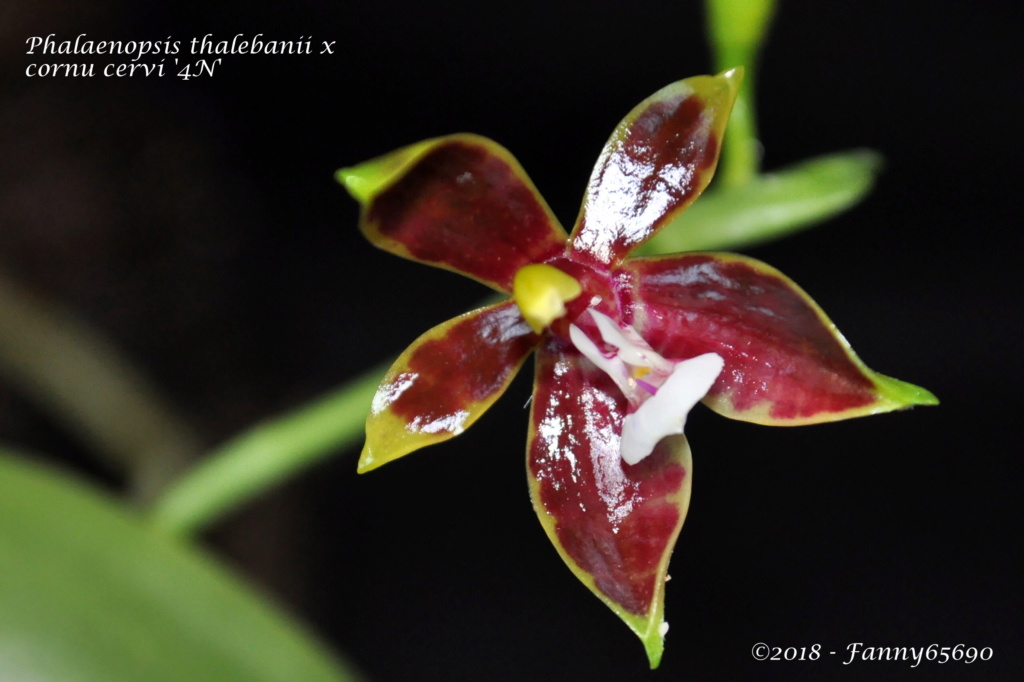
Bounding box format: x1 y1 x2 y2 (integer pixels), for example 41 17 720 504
1 1 1021 680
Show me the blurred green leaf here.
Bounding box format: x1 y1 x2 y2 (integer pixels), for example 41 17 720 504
0 451 362 682
637 149 883 255
0 271 201 503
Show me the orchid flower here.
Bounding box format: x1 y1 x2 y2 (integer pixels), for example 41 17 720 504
336 69 936 667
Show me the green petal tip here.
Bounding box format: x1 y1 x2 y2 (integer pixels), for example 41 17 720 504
335 138 437 205
874 374 939 409
641 627 665 669
618 608 667 668
718 65 744 91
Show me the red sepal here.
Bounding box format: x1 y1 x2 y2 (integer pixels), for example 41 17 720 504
347 135 568 292
569 71 740 267
359 300 539 472
623 253 937 424
527 341 693 667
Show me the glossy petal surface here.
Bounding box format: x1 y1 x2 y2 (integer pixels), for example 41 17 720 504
624 253 937 424
360 301 538 472
569 70 741 266
527 341 693 667
339 135 567 292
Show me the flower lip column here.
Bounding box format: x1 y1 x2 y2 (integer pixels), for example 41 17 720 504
568 308 725 465
337 67 936 668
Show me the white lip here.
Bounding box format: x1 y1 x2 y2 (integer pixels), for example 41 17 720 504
570 309 723 464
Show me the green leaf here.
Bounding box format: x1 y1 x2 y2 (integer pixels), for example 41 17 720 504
636 149 883 255
0 451 362 682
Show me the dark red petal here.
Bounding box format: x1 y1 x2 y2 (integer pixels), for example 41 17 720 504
340 135 568 292
569 71 740 266
527 341 692 666
622 253 937 424
359 300 539 472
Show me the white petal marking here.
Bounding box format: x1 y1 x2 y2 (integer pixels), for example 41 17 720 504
569 323 630 395
588 309 672 373
620 353 724 465
570 308 724 465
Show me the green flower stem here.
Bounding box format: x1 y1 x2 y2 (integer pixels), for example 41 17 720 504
0 270 201 504
150 364 387 536
717 83 758 188
705 0 776 187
